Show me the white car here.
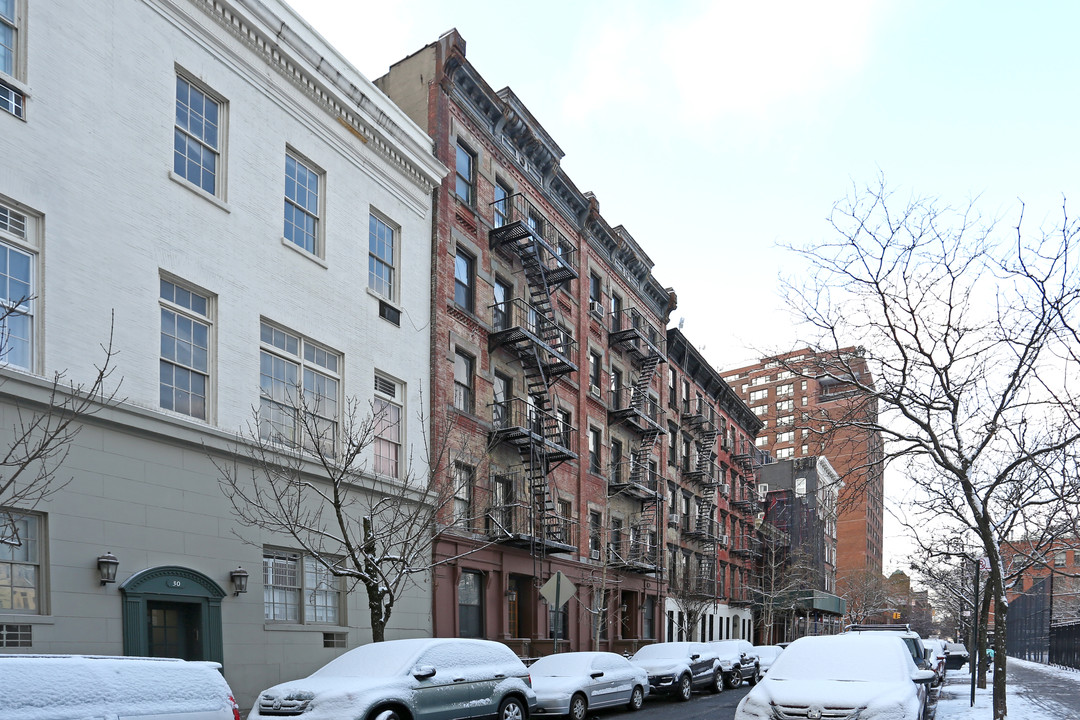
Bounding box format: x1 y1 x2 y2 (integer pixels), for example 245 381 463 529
0 654 240 720
921 638 948 686
250 638 536 720
753 645 784 675
529 652 648 719
734 634 937 720
629 642 724 700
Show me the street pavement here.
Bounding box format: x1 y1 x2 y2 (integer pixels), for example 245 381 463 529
935 656 1080 719
593 683 752 720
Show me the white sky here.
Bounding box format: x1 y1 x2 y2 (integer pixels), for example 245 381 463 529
285 0 1080 576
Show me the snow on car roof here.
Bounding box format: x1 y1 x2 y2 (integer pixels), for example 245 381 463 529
0 655 230 720
312 638 517 678
632 642 696 659
767 634 915 683
530 652 604 676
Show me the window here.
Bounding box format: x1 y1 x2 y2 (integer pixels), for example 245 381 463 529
283 151 321 254
751 405 767 417
159 279 211 420
777 430 794 444
452 463 473 524
668 423 678 467
749 389 768 403
589 427 602 474
610 293 622 332
776 447 794 459
777 415 794 427
777 383 794 397
668 367 677 410
368 213 396 299
492 277 512 331
458 571 484 638
589 511 602 557
454 249 474 312
750 375 771 386
801 444 809 455
455 141 475 205
263 550 342 624
259 321 340 453
589 352 602 395
1055 551 1067 567
681 379 691 414
373 374 402 477
0 0 22 117
0 511 40 614
494 181 511 227
643 596 656 639
453 350 474 413
802 396 808 406
755 436 768 448
174 74 223 196
0 204 33 369
493 372 511 426
589 273 602 314
776 399 794 412
557 407 572 449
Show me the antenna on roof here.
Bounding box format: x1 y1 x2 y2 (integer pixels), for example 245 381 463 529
678 317 685 330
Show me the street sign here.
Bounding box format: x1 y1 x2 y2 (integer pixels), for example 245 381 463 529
540 571 576 609
979 556 991 572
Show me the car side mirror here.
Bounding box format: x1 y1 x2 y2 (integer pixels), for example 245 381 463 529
590 671 604 679
912 670 936 685
413 664 437 680
690 654 700 661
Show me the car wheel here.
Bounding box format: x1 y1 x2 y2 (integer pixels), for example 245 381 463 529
627 686 644 711
748 665 762 686
726 668 742 689
371 708 406 720
569 693 587 720
499 697 526 720
676 673 693 701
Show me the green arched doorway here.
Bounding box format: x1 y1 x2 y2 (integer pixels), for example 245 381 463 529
120 566 226 666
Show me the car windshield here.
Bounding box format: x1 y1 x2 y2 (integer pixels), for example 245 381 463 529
633 643 688 660
312 640 426 678
529 655 594 677
768 636 911 683
710 641 742 654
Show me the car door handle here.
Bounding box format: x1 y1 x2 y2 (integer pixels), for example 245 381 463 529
494 674 505 679
454 678 467 682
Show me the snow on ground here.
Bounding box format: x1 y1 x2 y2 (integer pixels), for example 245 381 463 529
935 657 1080 720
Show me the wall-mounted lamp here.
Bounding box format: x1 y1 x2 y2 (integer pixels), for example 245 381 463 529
620 603 628 613
97 552 119 586
230 566 249 596
505 590 517 601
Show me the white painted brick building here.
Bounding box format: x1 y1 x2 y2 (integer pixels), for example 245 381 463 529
0 0 444 708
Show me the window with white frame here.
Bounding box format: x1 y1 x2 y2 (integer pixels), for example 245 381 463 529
453 350 474 413
174 73 224 196
493 180 511 227
263 549 342 625
776 383 794 397
455 141 475 205
776 399 794 412
0 510 41 614
0 0 23 118
452 463 473 523
368 213 396 299
258 321 340 453
776 430 794 444
283 151 321 255
776 447 794 459
454 249 475 312
373 373 402 477
159 278 211 420
777 415 794 427
751 405 767 417
755 436 768 448
0 201 33 370
750 375 771 386
749 388 768 403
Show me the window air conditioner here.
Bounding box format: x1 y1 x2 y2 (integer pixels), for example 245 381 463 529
590 549 601 560
589 299 605 317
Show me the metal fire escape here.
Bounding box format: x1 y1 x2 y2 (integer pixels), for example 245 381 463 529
607 307 667 574
489 192 578 552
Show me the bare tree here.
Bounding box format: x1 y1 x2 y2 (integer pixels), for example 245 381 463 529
217 388 488 642
750 526 818 644
667 553 715 642
782 177 1080 718
1 313 120 547
837 568 890 626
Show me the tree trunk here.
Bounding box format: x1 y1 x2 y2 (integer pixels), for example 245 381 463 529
369 585 386 643
990 574 1007 720
977 586 991 689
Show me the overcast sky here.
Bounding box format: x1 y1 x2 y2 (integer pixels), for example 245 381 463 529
286 0 1080 575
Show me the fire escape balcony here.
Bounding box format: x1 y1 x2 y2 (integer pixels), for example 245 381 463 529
730 495 760 514
687 575 718 598
490 398 578 463
484 501 577 554
607 537 661 574
489 299 578 381
681 397 717 434
683 515 720 543
608 460 663 501
608 307 665 364
489 193 578 286
607 386 666 435
682 459 721 486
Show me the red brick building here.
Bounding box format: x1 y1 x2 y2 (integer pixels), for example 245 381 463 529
722 349 884 584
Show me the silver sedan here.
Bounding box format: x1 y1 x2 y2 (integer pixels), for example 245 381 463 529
529 652 649 720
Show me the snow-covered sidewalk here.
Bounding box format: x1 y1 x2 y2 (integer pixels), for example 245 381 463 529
934 657 1080 719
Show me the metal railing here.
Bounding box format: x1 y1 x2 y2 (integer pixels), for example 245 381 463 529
609 386 664 426
609 307 665 357
485 502 576 543
490 298 577 360
490 193 579 276
608 460 662 495
490 397 577 454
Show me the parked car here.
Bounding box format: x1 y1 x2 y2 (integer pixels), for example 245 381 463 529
843 623 930 670
706 639 761 688
0 654 241 720
944 642 970 670
628 642 724 700
528 651 648 719
734 634 937 720
250 638 536 720
753 645 784 675
921 638 948 686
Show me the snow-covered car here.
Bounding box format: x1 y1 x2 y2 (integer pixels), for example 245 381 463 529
843 623 930 670
944 642 969 670
628 642 723 700
753 645 784 675
734 634 937 720
921 638 948 686
528 651 648 719
705 639 761 687
0 654 241 720
250 638 536 720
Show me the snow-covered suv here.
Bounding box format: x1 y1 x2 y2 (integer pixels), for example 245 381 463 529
705 640 761 688
629 642 724 701
842 624 930 671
